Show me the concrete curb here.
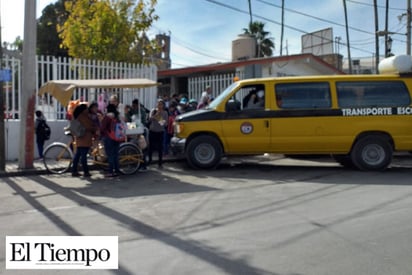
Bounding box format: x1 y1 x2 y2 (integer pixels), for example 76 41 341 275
0 169 49 178
1 153 410 178
0 157 186 178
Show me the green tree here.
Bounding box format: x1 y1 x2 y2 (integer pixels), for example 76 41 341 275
37 0 69 57
3 35 23 52
58 0 159 64
243 21 275 57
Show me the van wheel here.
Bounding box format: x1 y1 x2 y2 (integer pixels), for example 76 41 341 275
186 136 222 169
350 136 393 171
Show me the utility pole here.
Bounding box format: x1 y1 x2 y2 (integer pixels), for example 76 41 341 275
280 0 285 56
407 0 411 55
343 0 352 74
374 0 379 73
384 0 389 57
0 4 5 171
248 0 252 26
19 0 37 169
335 36 341 54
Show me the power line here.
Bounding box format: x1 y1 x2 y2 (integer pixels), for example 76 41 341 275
204 0 375 55
257 0 407 46
256 0 382 48
170 35 231 61
156 0 402 65
346 0 405 11
351 39 375 46
256 0 375 36
151 25 231 63
151 25 224 57
255 0 410 55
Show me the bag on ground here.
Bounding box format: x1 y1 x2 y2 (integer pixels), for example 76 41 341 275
109 119 126 142
69 118 86 137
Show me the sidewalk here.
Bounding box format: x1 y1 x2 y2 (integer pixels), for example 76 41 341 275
0 159 58 177
0 153 285 177
0 154 185 178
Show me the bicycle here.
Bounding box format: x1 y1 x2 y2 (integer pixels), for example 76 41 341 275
43 129 145 175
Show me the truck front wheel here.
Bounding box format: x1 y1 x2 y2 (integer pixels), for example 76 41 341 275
186 136 222 169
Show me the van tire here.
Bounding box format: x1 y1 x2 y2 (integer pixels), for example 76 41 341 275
186 136 222 169
350 136 393 171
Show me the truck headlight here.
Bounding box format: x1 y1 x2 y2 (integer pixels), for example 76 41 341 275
174 122 183 134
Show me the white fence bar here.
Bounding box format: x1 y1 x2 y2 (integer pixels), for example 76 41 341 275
188 73 244 102
3 55 157 121
2 54 158 160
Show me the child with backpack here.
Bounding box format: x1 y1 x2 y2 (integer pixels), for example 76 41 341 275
35 110 51 160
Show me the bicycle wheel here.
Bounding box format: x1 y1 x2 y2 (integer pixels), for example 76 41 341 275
43 143 73 174
118 143 143 175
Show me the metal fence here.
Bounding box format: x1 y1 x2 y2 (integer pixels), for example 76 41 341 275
3 54 158 120
188 72 243 102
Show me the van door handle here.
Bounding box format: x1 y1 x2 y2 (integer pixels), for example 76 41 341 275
265 120 269 128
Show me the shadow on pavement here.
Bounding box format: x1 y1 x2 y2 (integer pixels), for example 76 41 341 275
2 170 276 275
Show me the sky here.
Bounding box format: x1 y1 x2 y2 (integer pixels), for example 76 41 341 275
0 0 409 68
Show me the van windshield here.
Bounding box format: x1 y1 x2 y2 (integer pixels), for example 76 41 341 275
207 82 239 109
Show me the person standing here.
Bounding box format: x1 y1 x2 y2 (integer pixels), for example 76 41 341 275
201 85 212 102
34 110 48 160
126 98 149 171
148 99 168 168
109 94 126 121
100 104 122 177
71 104 96 177
197 94 210 109
109 94 119 108
165 102 179 155
88 102 102 149
88 102 102 131
126 98 147 125
97 90 108 113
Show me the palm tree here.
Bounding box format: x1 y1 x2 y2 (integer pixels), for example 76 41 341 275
243 21 275 57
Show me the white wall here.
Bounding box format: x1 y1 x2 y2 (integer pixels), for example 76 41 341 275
4 120 71 161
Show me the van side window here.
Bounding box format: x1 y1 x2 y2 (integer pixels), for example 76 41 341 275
336 81 411 108
275 82 331 109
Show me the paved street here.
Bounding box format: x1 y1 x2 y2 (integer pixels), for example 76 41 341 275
1 156 412 275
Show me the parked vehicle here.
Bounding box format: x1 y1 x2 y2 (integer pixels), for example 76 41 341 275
172 56 412 171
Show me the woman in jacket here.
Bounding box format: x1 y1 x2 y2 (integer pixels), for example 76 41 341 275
72 104 97 177
100 104 122 177
148 99 168 168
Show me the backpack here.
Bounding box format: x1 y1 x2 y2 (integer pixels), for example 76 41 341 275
37 120 51 140
108 118 126 142
69 118 86 137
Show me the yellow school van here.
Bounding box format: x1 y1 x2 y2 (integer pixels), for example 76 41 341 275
171 57 412 171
